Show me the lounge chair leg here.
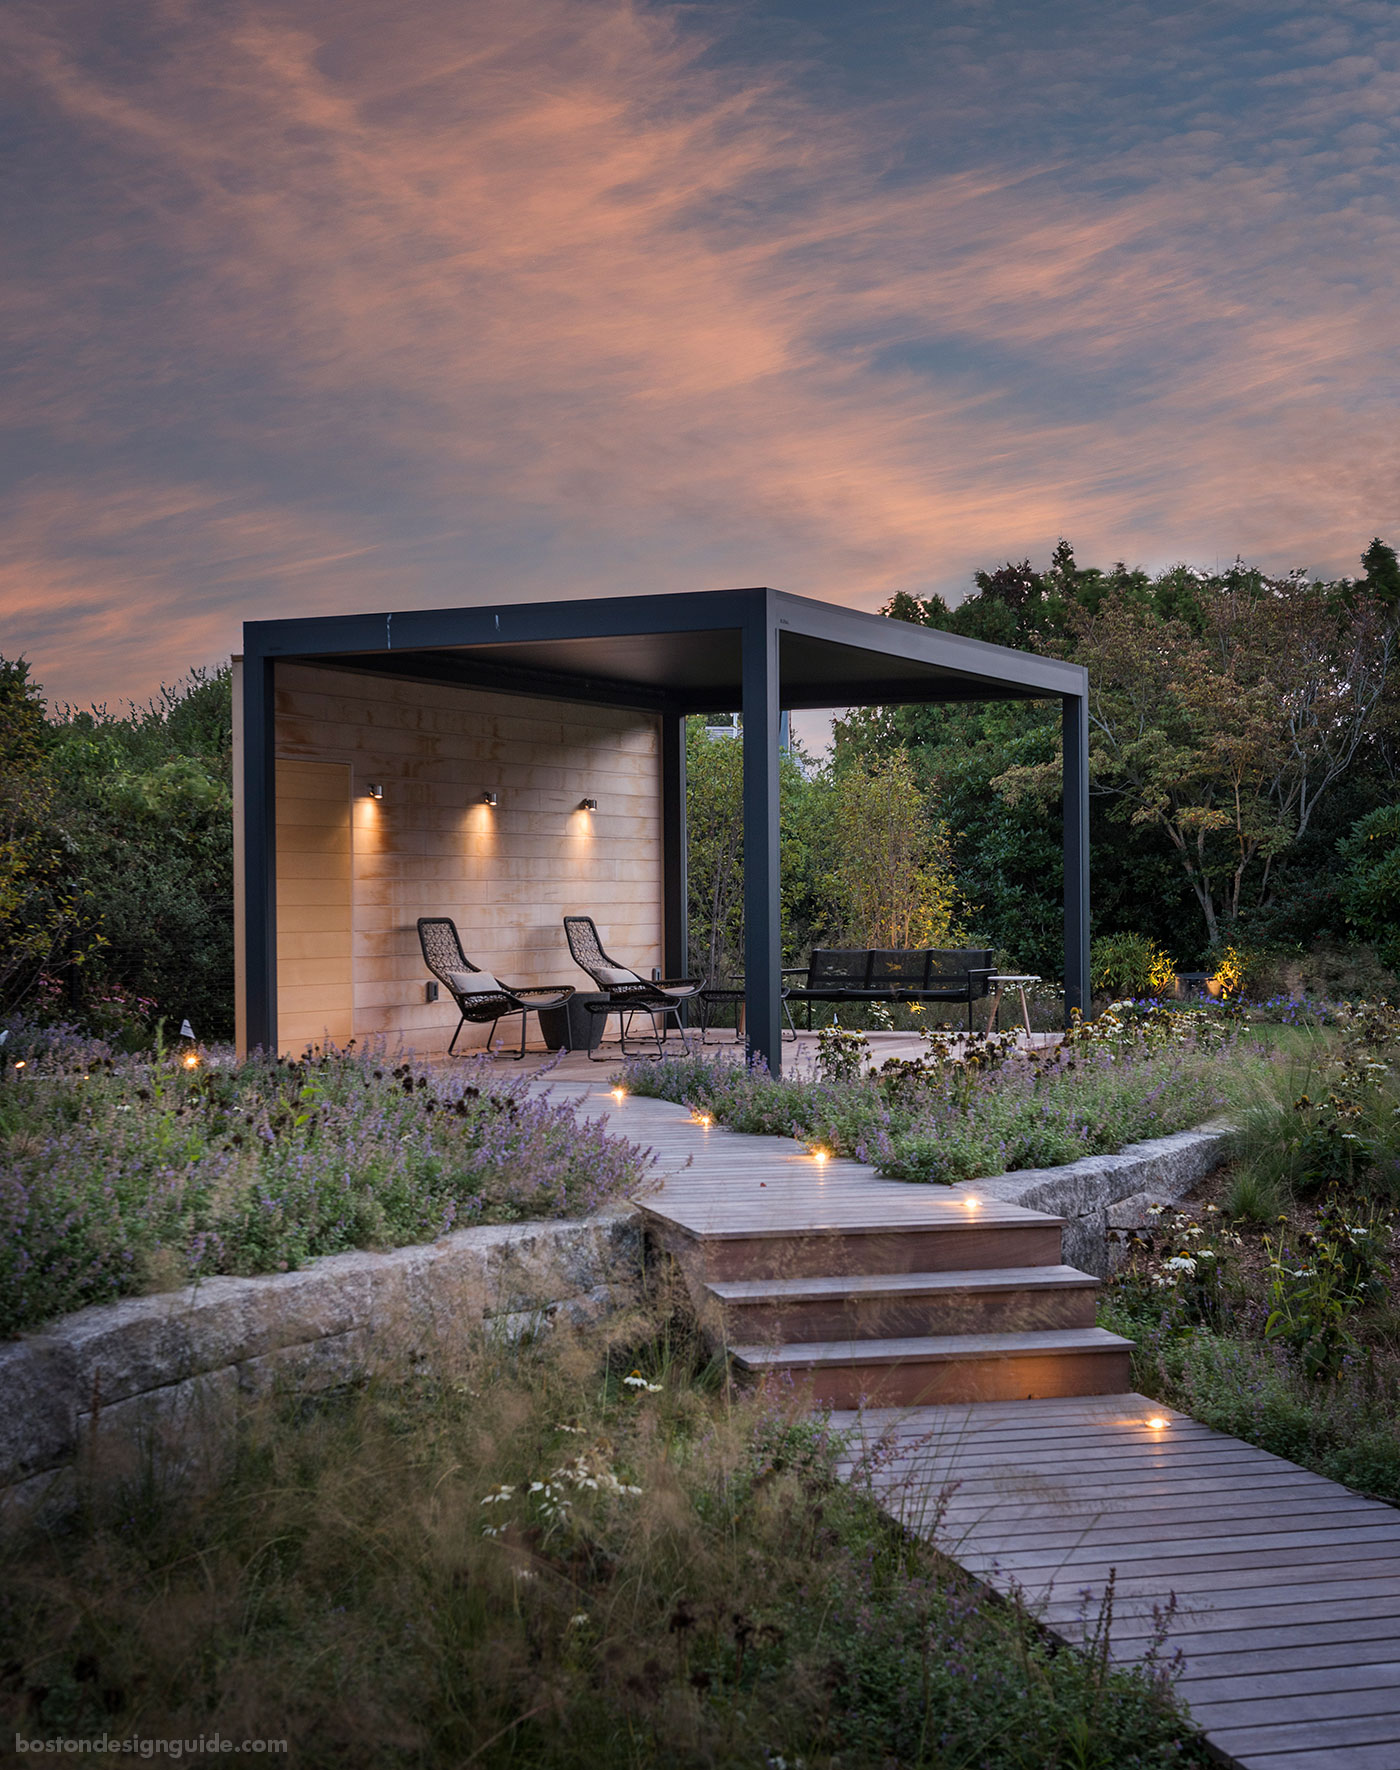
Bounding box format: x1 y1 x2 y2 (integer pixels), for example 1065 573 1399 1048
513 1008 528 1059
449 1015 466 1055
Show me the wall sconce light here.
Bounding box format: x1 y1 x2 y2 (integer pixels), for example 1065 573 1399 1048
579 797 598 811
481 790 498 807
366 783 384 800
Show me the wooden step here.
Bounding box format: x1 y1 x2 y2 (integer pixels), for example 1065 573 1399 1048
643 1209 1065 1281
730 1327 1135 1408
709 1265 1098 1341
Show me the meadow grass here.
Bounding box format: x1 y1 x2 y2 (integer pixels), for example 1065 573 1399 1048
1 1292 1210 1768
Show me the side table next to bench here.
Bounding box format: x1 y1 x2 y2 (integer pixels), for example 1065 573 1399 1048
984 974 1040 1039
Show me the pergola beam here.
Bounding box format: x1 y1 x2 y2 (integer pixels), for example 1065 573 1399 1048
1062 693 1091 1021
742 598 783 1072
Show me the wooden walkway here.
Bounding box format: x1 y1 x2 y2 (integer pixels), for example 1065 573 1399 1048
530 1074 1400 1769
833 1399 1400 1770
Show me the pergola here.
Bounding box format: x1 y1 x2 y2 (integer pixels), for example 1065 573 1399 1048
239 587 1089 1075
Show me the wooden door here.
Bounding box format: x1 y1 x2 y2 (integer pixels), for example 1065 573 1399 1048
275 759 353 1054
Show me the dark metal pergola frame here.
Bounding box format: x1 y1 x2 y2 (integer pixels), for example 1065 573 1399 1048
240 586 1089 1076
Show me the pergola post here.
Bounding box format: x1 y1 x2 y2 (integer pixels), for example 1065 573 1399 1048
742 598 782 1075
1062 691 1091 1023
242 648 278 1053
661 712 689 993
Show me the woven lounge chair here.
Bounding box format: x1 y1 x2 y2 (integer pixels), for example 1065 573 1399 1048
562 915 701 1060
418 918 574 1058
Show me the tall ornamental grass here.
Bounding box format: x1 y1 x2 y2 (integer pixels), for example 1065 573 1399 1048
0 1032 650 1338
1227 1002 1400 1202
0 1297 1209 1768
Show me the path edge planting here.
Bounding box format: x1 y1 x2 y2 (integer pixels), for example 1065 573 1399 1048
953 1121 1235 1273
0 1118 1236 1503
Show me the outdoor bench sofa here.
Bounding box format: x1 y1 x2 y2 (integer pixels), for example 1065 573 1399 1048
783 948 996 1030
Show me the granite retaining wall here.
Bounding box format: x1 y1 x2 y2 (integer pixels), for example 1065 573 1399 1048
956 1122 1235 1273
1 1213 643 1502
1 1122 1235 1504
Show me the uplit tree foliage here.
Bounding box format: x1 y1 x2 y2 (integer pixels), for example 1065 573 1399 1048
821 748 965 949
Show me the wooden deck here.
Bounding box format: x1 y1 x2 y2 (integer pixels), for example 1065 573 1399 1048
529 1075 1400 1769
834 1399 1400 1770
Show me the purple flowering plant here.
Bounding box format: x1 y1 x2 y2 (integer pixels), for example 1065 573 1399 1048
0 1028 650 1337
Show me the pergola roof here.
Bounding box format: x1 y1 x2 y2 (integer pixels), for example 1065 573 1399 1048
247 586 1083 712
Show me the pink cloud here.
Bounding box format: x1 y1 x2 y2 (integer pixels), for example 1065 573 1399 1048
2 0 1396 705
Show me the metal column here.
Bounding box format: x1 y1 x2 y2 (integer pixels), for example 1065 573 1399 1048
242 649 278 1053
661 711 689 988
1062 692 1091 1023
742 599 782 1074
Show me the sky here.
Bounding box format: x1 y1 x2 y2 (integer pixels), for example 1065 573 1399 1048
2 0 1397 713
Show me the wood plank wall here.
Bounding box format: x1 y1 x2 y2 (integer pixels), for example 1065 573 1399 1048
271 662 662 1056
275 759 354 1052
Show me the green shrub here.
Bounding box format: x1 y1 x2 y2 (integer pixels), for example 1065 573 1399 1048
1262 1195 1392 1379
1090 932 1175 999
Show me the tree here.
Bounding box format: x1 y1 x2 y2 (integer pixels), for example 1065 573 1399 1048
1361 538 1400 611
1338 805 1400 970
0 658 102 1013
820 749 964 949
683 718 817 983
47 667 236 1038
996 571 1394 946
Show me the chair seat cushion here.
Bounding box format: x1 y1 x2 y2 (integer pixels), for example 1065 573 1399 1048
446 970 503 996
594 965 643 986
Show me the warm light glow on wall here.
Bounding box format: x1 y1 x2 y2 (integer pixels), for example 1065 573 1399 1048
466 799 498 855
567 803 596 851
355 785 384 854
